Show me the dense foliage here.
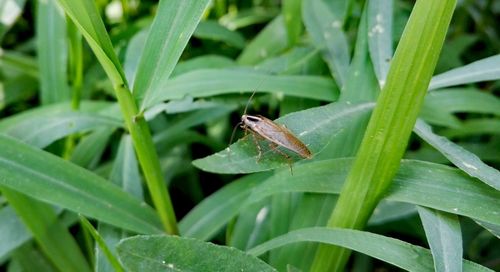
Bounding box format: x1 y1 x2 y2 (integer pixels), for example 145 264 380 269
0 0 499 271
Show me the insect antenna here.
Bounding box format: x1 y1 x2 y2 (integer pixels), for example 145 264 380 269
242 90 257 115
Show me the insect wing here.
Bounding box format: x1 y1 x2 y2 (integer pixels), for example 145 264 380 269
252 116 312 158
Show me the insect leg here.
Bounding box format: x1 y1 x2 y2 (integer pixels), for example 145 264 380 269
268 142 293 175
247 129 264 162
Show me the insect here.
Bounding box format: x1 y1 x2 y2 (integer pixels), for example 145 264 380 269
230 91 312 173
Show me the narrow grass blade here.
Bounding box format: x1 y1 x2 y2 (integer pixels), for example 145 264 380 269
429 54 500 90
311 1 457 270
79 215 125 272
70 128 115 169
194 20 245 49
423 88 500 116
441 119 500 138
56 0 126 86
0 50 39 78
247 227 491 272
303 0 350 87
36 0 69 104
0 206 30 259
414 119 500 190
237 16 288 65
417 207 463 272
0 134 163 234
246 159 500 226
124 28 148 87
133 0 211 108
96 136 143 272
179 173 270 240
116 235 276 272
282 0 302 46
1 188 91 272
143 69 338 109
368 0 393 87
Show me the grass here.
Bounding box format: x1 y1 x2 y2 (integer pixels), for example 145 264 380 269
0 0 499 271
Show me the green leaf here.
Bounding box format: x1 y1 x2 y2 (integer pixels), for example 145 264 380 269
0 101 120 145
0 134 163 234
368 0 393 87
57 0 126 86
133 0 211 108
1 188 91 272
282 0 303 46
441 119 500 138
220 7 279 30
0 75 38 110
70 127 115 169
96 136 143 272
143 69 339 109
193 102 374 174
303 0 350 87
179 173 270 240
36 0 69 104
171 55 236 78
247 227 492 272
429 54 500 90
194 20 246 49
0 206 30 259
124 28 149 87
417 207 463 272
0 50 39 78
256 47 324 75
245 159 500 226
237 16 288 65
79 215 125 272
116 235 276 272
424 88 500 116
414 120 500 190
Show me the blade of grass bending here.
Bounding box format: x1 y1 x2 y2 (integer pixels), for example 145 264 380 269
57 0 178 234
79 215 125 272
311 0 457 271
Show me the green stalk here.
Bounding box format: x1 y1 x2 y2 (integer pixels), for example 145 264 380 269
115 83 179 235
63 19 84 159
57 0 178 234
310 0 457 270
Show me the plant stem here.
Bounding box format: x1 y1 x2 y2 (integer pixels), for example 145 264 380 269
115 83 179 235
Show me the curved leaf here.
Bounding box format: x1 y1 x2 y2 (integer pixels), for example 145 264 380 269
429 54 500 90
246 159 500 226
237 16 288 65
418 207 463 272
0 134 162 234
414 120 500 190
194 20 245 49
303 0 350 87
116 235 276 272
179 173 270 239
247 228 491 272
143 69 339 109
0 101 122 147
368 0 394 87
193 102 374 174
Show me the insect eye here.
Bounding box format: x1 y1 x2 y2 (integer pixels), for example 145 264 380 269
246 116 260 123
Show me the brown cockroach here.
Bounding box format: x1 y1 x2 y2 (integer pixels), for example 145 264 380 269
230 91 312 173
